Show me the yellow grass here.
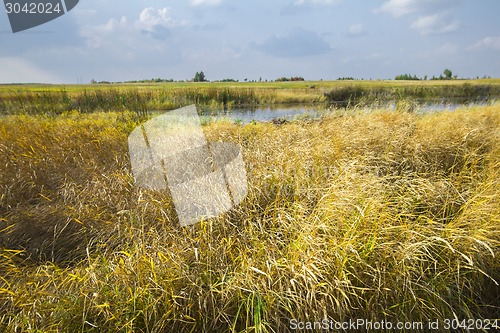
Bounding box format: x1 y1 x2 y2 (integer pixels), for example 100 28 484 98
0 104 499 332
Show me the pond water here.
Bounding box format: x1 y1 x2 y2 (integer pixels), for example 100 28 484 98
198 105 323 124
196 100 493 124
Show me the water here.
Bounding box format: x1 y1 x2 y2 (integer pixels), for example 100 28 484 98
198 105 324 124
196 100 493 124
392 98 492 113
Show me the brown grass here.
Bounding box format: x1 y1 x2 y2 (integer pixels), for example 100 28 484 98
0 105 499 332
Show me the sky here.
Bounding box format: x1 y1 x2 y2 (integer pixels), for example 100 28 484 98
1 0 499 83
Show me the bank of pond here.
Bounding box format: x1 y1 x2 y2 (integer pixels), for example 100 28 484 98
0 81 499 116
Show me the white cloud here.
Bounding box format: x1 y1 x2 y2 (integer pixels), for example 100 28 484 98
410 14 439 30
75 7 187 81
135 7 188 32
469 36 500 51
410 14 459 35
376 0 461 35
80 16 129 48
437 42 458 54
375 0 458 17
189 0 222 6
80 7 189 48
439 21 459 34
374 0 421 17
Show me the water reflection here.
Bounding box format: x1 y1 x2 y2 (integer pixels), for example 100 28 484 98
195 100 493 124
198 105 323 124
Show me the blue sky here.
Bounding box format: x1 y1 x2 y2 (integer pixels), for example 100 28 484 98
1 0 499 83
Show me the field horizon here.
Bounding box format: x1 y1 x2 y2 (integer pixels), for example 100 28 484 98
1 79 500 117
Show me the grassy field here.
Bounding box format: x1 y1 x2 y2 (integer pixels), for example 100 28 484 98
0 100 499 331
1 79 500 115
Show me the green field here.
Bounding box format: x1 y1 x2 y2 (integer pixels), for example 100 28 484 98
1 79 500 115
0 82 499 332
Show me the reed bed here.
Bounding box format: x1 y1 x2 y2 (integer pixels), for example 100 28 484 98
0 104 499 332
323 83 500 107
2 80 500 116
0 87 273 115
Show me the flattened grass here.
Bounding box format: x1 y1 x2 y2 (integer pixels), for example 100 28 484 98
0 105 499 332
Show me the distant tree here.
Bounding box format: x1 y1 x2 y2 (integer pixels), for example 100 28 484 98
194 71 207 82
276 76 305 82
395 74 420 80
443 68 453 80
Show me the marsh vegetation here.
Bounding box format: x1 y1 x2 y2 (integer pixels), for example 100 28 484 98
1 79 499 116
0 89 499 331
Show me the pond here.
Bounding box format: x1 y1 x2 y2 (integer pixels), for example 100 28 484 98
198 105 323 124
196 100 494 124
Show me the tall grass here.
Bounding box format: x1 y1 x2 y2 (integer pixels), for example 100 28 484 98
0 89 165 115
0 105 499 332
2 80 500 116
0 88 274 115
323 83 500 107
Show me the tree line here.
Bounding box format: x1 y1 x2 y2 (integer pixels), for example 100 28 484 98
395 69 455 81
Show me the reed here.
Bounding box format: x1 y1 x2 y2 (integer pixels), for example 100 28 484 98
0 104 499 332
2 80 500 116
323 83 500 107
0 87 270 115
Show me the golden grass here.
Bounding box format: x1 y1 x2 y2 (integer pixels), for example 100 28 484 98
0 105 499 332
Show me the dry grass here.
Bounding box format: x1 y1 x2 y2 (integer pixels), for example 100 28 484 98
0 105 499 332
